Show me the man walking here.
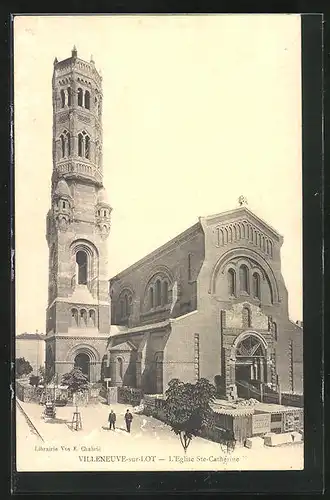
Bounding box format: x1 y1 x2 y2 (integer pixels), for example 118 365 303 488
108 409 116 430
124 409 133 433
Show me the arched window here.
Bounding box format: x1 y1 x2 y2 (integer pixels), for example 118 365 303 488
71 308 78 327
228 268 236 296
149 287 154 309
252 272 261 299
80 309 87 327
60 135 65 158
66 132 71 156
273 322 278 341
63 201 66 209
85 136 90 159
120 300 124 319
94 97 98 113
155 279 161 307
89 309 96 327
84 90 90 109
124 294 128 317
76 250 87 285
162 281 168 306
242 306 251 328
117 357 123 380
78 133 83 156
239 265 249 293
60 89 65 108
67 87 72 106
78 88 83 106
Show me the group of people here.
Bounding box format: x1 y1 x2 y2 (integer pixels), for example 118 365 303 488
108 409 133 433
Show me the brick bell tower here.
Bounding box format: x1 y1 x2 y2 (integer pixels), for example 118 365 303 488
45 47 111 383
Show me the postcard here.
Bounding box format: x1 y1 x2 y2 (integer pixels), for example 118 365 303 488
14 14 304 472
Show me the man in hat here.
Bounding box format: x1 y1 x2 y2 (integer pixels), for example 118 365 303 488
124 409 133 433
108 409 116 430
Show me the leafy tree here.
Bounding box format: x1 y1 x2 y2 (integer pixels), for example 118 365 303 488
164 377 216 453
16 358 33 378
38 365 46 381
61 367 89 412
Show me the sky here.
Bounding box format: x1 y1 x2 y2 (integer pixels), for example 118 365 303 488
14 15 302 334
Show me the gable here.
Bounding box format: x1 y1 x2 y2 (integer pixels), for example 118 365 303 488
109 340 137 352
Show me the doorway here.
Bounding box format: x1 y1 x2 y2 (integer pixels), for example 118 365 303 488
74 352 90 380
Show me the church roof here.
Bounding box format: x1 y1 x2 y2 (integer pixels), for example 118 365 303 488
110 205 282 283
54 179 72 198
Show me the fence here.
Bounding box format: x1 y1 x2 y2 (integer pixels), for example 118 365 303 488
117 386 143 406
16 380 101 406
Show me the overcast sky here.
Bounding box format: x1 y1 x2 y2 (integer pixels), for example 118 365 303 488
14 15 302 334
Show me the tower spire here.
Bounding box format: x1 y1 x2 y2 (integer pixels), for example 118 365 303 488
72 45 77 58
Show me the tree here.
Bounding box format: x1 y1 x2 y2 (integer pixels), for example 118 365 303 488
164 378 216 453
16 358 33 378
38 365 46 381
61 367 89 412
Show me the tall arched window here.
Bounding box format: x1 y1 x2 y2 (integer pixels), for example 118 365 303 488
78 88 83 106
239 265 249 293
149 287 154 309
155 279 161 307
85 136 90 159
80 309 87 327
60 135 65 158
71 308 78 327
89 309 96 327
273 322 278 341
94 96 98 113
84 90 90 109
78 133 83 156
252 272 261 299
117 357 123 380
162 281 168 306
67 87 72 106
124 294 129 317
60 89 65 108
120 300 124 319
66 132 71 156
242 306 251 328
228 268 236 296
76 250 87 285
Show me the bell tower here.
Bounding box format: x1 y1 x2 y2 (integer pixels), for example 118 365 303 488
45 47 111 383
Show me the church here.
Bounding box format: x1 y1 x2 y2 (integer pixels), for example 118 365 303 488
45 49 303 400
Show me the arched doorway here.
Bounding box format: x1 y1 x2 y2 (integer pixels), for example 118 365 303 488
234 334 267 398
74 352 90 380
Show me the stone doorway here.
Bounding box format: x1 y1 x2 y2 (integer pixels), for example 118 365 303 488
229 332 268 400
74 352 90 380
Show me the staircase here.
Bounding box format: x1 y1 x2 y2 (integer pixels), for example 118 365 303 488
236 380 281 403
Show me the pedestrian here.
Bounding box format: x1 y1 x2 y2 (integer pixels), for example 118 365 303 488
124 409 133 433
108 409 116 430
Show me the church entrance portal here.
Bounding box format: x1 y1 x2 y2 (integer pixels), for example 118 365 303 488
74 352 90 380
234 335 267 399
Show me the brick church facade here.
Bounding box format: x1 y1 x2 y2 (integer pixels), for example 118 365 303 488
45 49 303 399
108 207 303 398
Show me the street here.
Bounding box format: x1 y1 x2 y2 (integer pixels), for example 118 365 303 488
16 400 304 472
